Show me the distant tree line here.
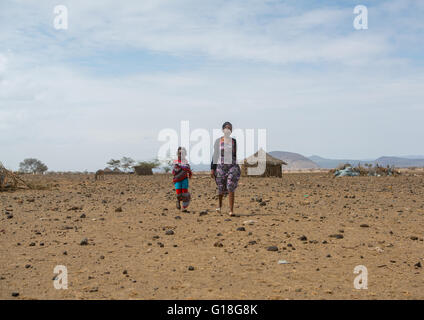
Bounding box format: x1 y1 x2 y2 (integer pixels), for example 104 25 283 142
106 157 173 173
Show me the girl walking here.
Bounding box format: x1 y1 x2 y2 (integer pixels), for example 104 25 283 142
172 147 192 211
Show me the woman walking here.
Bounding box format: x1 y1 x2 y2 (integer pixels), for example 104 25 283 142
211 122 241 216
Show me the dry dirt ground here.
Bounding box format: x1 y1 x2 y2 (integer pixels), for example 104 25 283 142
1 172 423 300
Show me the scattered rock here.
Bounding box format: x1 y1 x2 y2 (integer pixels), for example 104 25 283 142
360 224 369 228
267 246 279 252
298 235 307 241
329 234 344 239
188 266 195 271
11 292 19 297
414 262 422 268
80 213 86 218
80 238 89 245
214 242 223 247
236 227 246 231
165 230 174 235
115 207 123 212
410 236 418 241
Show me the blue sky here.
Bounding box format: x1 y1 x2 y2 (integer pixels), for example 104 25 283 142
0 0 423 171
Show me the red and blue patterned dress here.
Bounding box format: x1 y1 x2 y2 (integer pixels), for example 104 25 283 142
172 159 192 209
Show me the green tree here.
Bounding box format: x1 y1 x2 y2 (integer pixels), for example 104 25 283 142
107 159 121 170
19 158 48 174
135 159 160 169
162 158 174 173
121 157 135 172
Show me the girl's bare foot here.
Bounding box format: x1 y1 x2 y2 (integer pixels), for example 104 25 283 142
229 211 234 216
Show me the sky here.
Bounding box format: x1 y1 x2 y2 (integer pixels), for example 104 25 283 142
1 0 424 171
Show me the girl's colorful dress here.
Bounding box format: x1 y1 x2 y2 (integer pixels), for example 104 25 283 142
172 159 192 209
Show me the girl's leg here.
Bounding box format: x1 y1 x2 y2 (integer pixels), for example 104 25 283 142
176 189 182 209
182 188 189 209
175 181 182 209
181 179 190 210
229 192 234 215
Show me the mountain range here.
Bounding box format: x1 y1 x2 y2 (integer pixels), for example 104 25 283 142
187 152 424 171
269 151 320 170
308 155 424 169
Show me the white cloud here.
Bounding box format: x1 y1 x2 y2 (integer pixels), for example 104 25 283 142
0 0 424 170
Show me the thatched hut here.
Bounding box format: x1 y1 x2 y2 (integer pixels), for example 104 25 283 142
241 149 287 177
133 165 153 176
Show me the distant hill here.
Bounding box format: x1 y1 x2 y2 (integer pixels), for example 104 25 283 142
400 155 424 160
269 151 320 170
308 155 367 169
309 155 424 169
188 153 424 172
374 156 424 167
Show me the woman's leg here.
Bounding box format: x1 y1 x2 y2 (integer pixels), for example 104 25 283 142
229 192 234 215
215 168 225 212
218 194 223 210
227 165 240 216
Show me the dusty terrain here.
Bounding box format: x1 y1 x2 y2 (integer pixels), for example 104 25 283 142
1 172 423 299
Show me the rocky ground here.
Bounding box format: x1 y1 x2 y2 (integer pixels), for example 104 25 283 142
1 172 423 299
